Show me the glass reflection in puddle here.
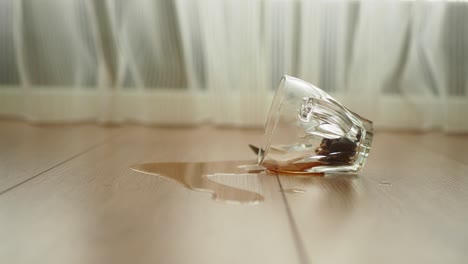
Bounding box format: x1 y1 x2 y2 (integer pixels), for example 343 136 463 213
130 161 263 205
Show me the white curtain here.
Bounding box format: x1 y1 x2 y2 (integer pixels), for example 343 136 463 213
0 0 467 131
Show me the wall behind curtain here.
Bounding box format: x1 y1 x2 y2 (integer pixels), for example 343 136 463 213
0 0 467 132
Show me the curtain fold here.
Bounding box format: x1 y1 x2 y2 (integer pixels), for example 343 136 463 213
0 0 467 131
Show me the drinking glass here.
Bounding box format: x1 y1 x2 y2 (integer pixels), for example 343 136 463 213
258 75 373 174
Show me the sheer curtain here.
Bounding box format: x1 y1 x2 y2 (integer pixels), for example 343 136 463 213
0 0 467 131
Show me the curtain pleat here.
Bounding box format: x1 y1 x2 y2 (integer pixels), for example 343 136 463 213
0 0 467 131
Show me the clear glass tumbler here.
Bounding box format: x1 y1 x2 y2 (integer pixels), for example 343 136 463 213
258 75 373 174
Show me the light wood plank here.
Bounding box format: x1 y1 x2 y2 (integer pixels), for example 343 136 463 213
0 121 113 193
0 126 301 264
390 132 468 165
279 132 468 264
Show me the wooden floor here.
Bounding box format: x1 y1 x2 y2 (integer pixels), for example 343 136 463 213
1 120 468 264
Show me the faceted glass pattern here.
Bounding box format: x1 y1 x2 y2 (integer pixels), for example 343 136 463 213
258 76 373 174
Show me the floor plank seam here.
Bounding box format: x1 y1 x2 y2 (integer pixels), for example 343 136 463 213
0 139 108 196
276 175 311 264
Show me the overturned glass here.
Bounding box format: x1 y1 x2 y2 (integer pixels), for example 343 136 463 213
258 76 373 175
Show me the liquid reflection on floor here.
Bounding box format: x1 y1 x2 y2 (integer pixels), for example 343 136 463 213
130 161 264 205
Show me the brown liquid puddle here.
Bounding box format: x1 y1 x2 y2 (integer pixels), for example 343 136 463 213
130 161 264 205
261 159 325 176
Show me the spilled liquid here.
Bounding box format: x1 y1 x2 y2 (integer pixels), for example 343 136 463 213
282 188 306 194
379 181 392 186
130 161 264 205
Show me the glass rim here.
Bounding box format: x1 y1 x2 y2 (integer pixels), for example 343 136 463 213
257 75 291 165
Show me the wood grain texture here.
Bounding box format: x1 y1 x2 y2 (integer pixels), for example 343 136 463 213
0 126 300 264
391 132 468 166
279 132 468 264
0 121 112 193
1 121 468 264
